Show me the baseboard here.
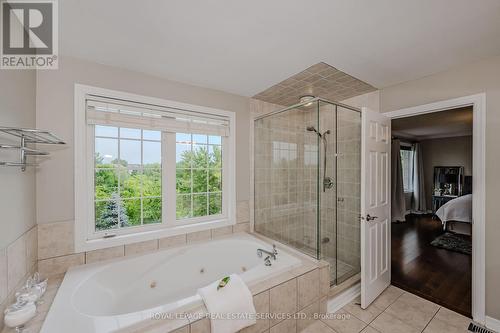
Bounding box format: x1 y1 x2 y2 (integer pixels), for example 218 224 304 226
485 316 500 332
327 282 360 314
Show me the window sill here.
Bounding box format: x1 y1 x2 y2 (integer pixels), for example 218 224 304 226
75 218 235 253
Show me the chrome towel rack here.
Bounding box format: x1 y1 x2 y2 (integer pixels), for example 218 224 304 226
0 127 66 171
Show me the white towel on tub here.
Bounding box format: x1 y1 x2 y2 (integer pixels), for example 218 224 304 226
197 274 256 333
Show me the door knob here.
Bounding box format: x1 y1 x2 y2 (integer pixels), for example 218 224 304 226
360 214 378 221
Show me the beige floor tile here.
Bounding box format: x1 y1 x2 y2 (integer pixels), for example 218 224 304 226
423 307 471 333
300 320 337 333
370 312 420 333
371 286 404 309
342 296 384 324
322 309 367 333
360 326 380 333
270 318 296 333
384 292 439 331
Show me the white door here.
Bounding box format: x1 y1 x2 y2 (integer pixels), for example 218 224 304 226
360 107 391 309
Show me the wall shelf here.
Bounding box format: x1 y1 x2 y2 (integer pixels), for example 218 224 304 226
0 127 66 171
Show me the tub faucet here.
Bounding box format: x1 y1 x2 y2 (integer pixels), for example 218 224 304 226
264 256 272 266
257 244 278 261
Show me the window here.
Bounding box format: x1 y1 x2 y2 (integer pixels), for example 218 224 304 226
400 145 414 192
94 126 162 231
75 85 235 251
175 133 223 219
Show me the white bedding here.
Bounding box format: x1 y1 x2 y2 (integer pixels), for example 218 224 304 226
436 194 472 230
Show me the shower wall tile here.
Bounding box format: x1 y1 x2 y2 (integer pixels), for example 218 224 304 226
186 230 211 244
38 253 84 277
26 226 38 271
241 290 270 333
211 225 233 238
38 221 74 260
252 97 361 284
270 278 297 326
319 265 331 296
159 234 187 249
234 222 250 233
86 245 124 264
298 269 320 308
125 239 159 256
237 200 250 223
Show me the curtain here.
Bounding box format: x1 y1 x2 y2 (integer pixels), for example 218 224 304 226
391 139 406 222
412 143 427 213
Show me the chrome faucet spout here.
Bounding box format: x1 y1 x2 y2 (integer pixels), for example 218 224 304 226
257 244 278 260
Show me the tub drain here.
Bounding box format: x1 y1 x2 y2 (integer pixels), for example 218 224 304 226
150 281 157 289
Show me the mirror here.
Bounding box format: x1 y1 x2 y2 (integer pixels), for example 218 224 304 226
433 166 464 197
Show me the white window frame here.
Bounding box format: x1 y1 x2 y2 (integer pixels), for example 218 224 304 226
74 84 236 252
399 142 414 193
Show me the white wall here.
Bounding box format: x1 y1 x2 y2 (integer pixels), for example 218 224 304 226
0 70 37 248
380 55 500 320
35 56 251 226
341 90 380 112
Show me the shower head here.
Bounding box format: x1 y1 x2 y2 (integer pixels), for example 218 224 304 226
306 126 318 133
307 126 330 138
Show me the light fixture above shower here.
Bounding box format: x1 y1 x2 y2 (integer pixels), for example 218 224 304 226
299 95 316 106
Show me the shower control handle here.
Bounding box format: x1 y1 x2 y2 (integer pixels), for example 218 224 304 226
323 177 334 190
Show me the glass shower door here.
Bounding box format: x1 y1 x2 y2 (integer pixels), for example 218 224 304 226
335 105 361 284
253 102 321 259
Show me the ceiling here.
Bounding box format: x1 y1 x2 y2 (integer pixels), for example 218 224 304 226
391 107 473 141
59 0 500 97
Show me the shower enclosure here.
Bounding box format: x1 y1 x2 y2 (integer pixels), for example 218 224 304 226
254 98 361 285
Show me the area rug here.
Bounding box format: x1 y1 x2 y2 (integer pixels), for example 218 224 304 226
431 232 472 255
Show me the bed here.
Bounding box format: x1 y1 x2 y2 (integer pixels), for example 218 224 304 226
435 194 472 232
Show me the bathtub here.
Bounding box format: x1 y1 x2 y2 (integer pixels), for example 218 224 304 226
40 233 302 333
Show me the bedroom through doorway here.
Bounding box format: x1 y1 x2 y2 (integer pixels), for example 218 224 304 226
390 106 473 317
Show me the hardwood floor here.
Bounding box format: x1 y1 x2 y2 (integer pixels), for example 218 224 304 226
391 214 472 317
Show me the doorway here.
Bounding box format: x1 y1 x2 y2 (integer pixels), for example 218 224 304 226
391 107 473 316
383 94 486 324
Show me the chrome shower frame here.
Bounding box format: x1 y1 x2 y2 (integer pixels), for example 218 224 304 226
254 97 361 121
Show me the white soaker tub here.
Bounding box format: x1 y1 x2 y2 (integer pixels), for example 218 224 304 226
40 233 302 333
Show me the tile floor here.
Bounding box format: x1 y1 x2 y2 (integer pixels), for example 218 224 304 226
301 285 475 333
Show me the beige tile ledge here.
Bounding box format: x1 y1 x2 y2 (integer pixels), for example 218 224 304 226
1 272 64 333
0 264 39 332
